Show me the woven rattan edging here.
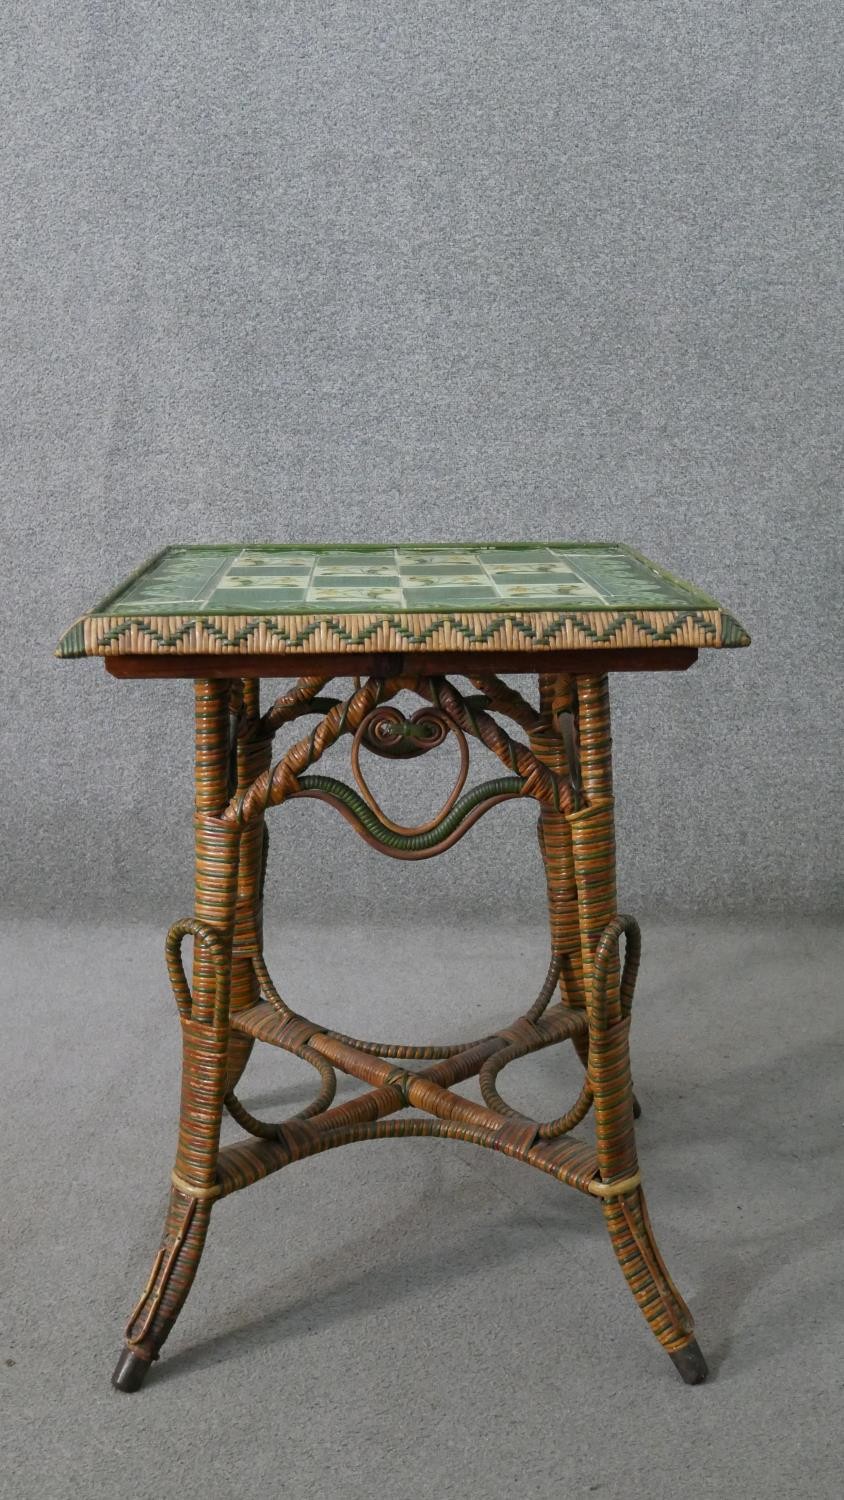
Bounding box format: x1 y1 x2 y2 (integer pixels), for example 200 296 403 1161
57 606 750 658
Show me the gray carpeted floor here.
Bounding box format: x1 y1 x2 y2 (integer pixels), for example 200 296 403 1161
3 916 842 1499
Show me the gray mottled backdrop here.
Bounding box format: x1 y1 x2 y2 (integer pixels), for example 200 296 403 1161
2 3 841 922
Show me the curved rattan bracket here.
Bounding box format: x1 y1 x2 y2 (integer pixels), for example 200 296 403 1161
289 773 525 859
223 1033 337 1138
479 1029 594 1140
252 949 566 1064
222 674 573 829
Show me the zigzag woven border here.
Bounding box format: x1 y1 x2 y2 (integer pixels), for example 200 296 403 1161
58 608 750 657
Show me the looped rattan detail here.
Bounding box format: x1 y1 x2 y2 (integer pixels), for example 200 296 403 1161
589 913 642 1033
478 1010 595 1140
223 1038 337 1136
357 703 452 760
166 917 231 1029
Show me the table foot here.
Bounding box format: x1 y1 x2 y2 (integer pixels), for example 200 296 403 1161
669 1338 708 1385
111 1347 153 1393
603 1186 701 1379
115 1185 214 1391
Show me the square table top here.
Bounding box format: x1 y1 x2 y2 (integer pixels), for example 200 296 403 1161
57 542 749 670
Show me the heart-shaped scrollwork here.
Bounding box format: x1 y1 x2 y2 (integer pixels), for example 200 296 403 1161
351 707 469 835
358 705 450 759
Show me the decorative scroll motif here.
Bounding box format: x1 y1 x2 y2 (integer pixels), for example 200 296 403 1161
350 707 470 837
357 704 453 759
223 673 571 860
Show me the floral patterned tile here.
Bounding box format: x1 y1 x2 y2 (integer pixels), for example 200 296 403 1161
312 564 401 578
395 550 480 565
401 573 490 587
483 561 577 576
217 575 312 589
495 582 597 599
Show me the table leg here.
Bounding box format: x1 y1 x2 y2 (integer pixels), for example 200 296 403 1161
227 679 272 1092
530 672 589 1050
113 679 240 1391
572 676 707 1383
530 673 645 1123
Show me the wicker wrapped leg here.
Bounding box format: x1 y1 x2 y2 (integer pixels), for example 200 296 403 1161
601 1190 707 1383
572 679 705 1381
227 680 272 1092
113 681 238 1391
588 919 704 1381
111 920 233 1391
112 1187 215 1390
529 674 593 1085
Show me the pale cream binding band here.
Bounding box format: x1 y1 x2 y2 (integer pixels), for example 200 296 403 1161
171 1170 223 1202
587 1170 641 1199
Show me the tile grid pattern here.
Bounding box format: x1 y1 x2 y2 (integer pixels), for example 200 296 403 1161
106 544 713 616
217 547 611 610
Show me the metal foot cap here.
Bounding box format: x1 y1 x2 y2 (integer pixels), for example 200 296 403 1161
112 1347 153 1393
669 1338 708 1385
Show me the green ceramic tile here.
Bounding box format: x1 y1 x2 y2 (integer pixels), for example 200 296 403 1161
401 565 488 579
229 563 313 576
309 573 401 590
488 570 584 586
238 550 315 566
401 576 491 589
403 587 498 608
313 551 396 568
212 588 310 608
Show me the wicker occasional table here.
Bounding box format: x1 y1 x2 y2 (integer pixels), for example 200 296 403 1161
58 542 749 1392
